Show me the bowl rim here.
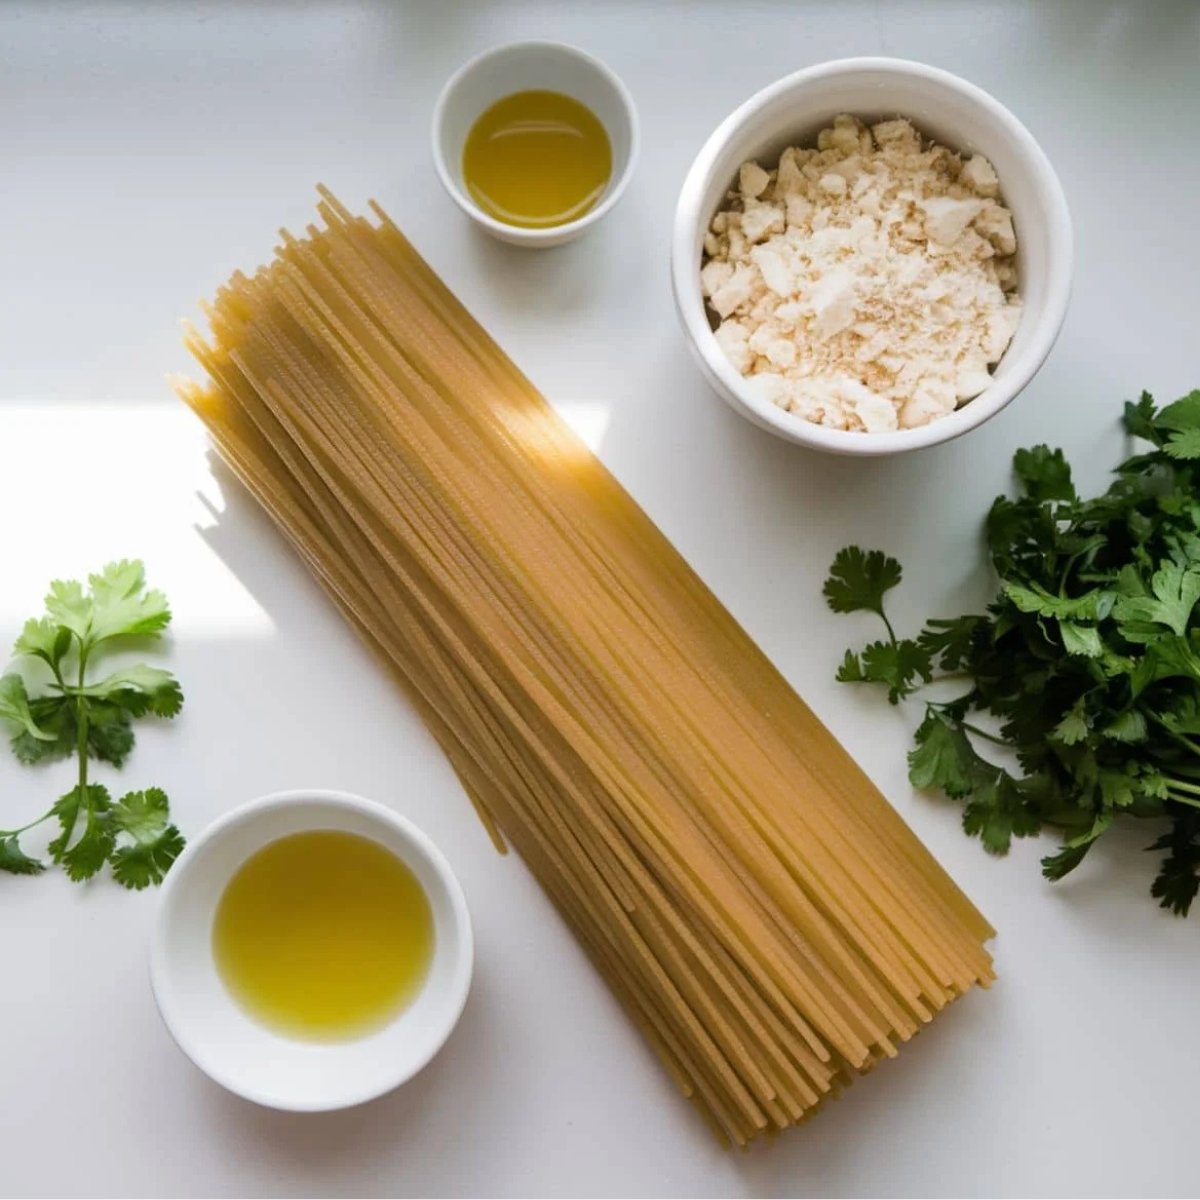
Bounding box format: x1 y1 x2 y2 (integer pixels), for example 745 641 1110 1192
150 787 474 1112
431 39 641 246
671 55 1073 456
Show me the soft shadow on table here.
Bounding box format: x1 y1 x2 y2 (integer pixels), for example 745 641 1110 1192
196 456 325 632
1037 817 1200 939
733 989 997 1198
452 217 647 328
194 971 500 1190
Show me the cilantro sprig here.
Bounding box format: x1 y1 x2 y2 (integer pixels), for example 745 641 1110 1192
825 390 1200 915
0 561 184 887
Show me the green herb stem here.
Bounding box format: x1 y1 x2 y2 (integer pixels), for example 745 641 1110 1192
0 810 54 839
1173 732 1200 757
75 646 88 787
1143 709 1200 758
878 609 897 645
956 720 1010 749
1164 777 1200 797
74 644 91 843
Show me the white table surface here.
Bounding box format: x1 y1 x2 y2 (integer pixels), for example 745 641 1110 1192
3 2 1199 1197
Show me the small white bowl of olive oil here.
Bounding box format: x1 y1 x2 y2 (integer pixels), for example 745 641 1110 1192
432 41 639 247
151 790 473 1111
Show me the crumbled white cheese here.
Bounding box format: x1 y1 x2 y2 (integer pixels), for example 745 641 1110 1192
739 161 771 200
741 204 784 244
701 114 1021 432
960 154 1000 198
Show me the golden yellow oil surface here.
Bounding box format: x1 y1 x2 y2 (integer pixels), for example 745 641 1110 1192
212 830 434 1041
462 89 612 229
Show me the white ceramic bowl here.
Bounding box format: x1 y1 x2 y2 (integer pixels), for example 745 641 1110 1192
671 57 1073 455
151 790 473 1111
432 41 639 248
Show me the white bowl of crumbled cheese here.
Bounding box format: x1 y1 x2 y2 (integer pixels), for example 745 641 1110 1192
671 57 1072 454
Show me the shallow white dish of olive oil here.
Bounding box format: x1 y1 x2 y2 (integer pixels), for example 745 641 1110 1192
151 789 473 1111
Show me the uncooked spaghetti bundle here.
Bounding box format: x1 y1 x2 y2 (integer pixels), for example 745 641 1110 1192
177 189 994 1145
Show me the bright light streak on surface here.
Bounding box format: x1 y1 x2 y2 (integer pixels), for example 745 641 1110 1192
555 401 612 453
0 400 274 638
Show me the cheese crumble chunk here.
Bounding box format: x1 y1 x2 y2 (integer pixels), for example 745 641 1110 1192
702 115 1021 433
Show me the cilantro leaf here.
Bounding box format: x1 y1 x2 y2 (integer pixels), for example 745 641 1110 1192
835 649 865 683
46 787 85 863
9 694 74 764
908 710 977 797
1041 814 1114 881
110 788 184 890
8 695 135 767
1149 814 1200 916
1136 766 1172 802
1129 636 1200 695
1123 392 1160 444
1162 429 1200 461
61 823 116 882
1013 445 1076 503
111 828 186 890
1097 767 1137 809
49 785 115 882
917 616 983 672
43 560 171 650
13 618 71 670
81 665 183 719
84 703 136 767
1039 840 1090 881
961 770 1041 855
87 560 172 644
823 547 902 619
0 836 45 876
1059 622 1105 658
0 674 55 744
855 639 932 704
1157 695 1200 736
110 787 172 842
48 784 110 861
986 495 1045 576
44 579 92 643
1113 561 1200 638
1002 582 1114 622
1052 698 1090 745
1102 709 1148 743
1156 391 1200 461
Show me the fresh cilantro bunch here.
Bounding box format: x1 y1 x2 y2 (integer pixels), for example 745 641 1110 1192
826 390 1200 915
0 561 185 887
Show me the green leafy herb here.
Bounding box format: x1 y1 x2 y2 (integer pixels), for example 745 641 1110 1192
0 836 46 876
0 562 184 887
823 547 904 629
109 788 187 889
824 390 1200 914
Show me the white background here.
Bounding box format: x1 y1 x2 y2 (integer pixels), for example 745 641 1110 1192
2 2 1199 1197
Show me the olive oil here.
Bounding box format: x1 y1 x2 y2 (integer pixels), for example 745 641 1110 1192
462 89 612 229
212 831 434 1041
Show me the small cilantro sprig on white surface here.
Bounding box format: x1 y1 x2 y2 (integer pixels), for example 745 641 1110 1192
0 561 184 887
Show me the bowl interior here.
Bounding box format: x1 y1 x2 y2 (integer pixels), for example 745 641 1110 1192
152 793 472 1111
677 61 1071 452
436 42 636 216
